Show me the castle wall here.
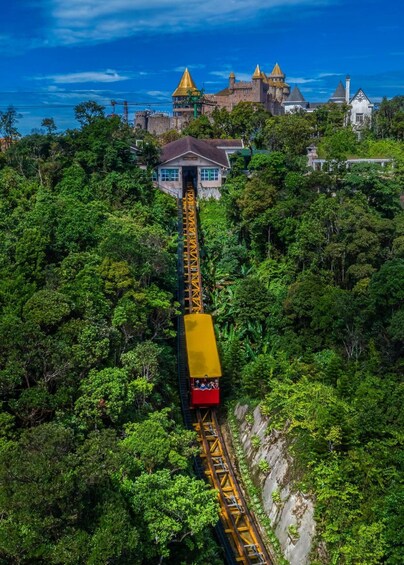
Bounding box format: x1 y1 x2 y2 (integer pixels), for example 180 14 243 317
134 112 189 135
147 114 171 135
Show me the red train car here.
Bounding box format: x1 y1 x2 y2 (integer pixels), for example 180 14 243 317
184 313 221 407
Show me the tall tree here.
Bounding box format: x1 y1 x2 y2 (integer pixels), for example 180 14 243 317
0 105 21 148
74 100 105 127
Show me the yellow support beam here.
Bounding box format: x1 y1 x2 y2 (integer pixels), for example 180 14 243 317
182 183 203 314
194 410 270 564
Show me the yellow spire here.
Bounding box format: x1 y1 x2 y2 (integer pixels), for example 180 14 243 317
270 63 284 77
172 67 199 97
252 64 261 79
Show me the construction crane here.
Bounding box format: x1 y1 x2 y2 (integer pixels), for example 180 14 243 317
109 100 169 123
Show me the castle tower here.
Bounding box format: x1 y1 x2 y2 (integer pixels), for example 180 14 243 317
269 62 285 83
172 68 200 120
329 81 346 104
251 64 262 99
268 62 289 104
252 64 262 80
135 110 148 130
283 85 307 113
229 71 235 93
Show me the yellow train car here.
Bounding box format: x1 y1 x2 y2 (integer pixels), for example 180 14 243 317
184 313 221 406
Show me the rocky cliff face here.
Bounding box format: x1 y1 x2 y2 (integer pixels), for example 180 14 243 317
234 404 316 565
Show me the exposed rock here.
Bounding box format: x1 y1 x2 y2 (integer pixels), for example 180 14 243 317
234 404 316 565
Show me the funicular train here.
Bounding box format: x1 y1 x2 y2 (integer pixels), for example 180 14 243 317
184 313 221 407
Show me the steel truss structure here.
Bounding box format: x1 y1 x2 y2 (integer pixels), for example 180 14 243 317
195 409 271 564
182 184 204 314
181 182 274 564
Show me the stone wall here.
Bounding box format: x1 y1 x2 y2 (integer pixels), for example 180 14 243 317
234 404 316 565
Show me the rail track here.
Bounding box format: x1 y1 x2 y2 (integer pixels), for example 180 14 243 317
178 182 274 564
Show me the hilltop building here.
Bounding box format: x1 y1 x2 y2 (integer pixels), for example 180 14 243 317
172 67 200 120
283 75 374 132
203 63 290 116
135 64 290 134
283 85 309 113
134 68 201 133
349 87 374 128
135 69 375 136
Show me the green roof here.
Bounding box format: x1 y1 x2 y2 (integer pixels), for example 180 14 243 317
237 149 270 157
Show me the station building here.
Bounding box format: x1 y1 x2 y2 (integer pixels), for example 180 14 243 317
154 136 243 199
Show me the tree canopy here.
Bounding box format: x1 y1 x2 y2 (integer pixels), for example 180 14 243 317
0 106 221 564
198 101 403 564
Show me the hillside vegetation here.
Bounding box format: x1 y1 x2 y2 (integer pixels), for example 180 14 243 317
0 97 402 565
199 99 403 564
0 108 221 565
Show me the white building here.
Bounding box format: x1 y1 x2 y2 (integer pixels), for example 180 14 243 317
283 85 309 114
283 75 374 129
349 87 374 129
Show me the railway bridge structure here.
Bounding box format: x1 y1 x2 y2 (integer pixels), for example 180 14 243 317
178 181 276 564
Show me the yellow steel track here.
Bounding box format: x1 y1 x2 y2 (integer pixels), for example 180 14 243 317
182 185 204 314
181 183 273 565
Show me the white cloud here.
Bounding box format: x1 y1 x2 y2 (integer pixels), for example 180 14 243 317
173 64 206 72
210 70 252 81
146 90 171 99
45 0 336 46
317 72 341 78
288 76 318 84
36 69 131 84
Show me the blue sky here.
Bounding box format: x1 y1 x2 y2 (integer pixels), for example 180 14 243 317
0 0 403 134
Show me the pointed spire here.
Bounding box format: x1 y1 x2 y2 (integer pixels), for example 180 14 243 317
252 65 263 79
270 63 284 78
252 64 262 79
172 68 198 97
286 85 306 102
330 80 346 102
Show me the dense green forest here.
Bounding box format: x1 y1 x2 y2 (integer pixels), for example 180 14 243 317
197 98 403 564
0 106 221 564
0 97 403 564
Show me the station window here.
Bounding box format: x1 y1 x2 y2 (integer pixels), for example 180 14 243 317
356 113 364 124
160 168 179 181
200 168 219 181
